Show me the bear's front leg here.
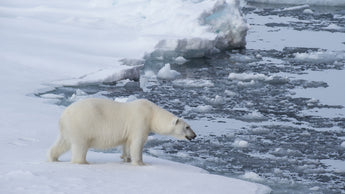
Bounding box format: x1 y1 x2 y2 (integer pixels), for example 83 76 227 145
121 142 131 163
130 137 146 166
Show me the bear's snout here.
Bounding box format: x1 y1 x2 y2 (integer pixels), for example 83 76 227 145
186 131 197 141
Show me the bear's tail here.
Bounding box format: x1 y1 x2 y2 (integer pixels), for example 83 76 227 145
47 134 71 162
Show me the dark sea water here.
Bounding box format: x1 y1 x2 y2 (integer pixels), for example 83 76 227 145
37 3 345 194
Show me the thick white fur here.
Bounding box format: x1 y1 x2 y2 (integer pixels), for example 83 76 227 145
47 98 196 165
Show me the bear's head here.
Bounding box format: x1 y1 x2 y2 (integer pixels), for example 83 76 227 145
170 118 196 141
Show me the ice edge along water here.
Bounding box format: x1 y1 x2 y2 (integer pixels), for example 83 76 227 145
34 0 250 87
246 0 345 6
0 0 271 194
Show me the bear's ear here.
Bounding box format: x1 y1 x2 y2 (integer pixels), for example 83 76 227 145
173 118 180 126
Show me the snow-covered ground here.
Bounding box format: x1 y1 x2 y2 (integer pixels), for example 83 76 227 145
0 0 272 193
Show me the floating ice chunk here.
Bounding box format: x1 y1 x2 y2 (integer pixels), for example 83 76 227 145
225 90 237 97
255 54 262 59
241 111 268 122
273 168 283 174
229 72 296 86
303 9 314 14
174 56 188 64
309 186 320 191
233 139 249 148
69 89 107 103
69 89 87 102
212 95 226 105
205 95 226 105
157 63 181 80
229 72 272 82
237 80 256 87
173 79 214 88
195 105 213 113
184 105 213 113
341 141 345 148
114 95 137 103
241 172 263 182
293 50 345 63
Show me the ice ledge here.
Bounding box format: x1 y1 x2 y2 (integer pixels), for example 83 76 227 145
51 65 143 87
146 0 249 60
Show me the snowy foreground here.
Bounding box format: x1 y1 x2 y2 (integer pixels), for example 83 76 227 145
0 0 271 193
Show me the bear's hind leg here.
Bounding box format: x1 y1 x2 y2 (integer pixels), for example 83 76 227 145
71 144 89 164
48 134 71 162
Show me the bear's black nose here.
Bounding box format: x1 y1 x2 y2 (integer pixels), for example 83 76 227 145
186 133 197 141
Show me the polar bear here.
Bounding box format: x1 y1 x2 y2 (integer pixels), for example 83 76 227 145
47 98 196 165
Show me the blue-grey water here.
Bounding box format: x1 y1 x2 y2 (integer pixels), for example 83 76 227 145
37 3 345 194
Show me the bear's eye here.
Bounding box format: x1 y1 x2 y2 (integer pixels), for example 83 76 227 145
186 126 190 130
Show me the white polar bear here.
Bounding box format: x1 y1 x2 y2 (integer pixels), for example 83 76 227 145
48 98 196 165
